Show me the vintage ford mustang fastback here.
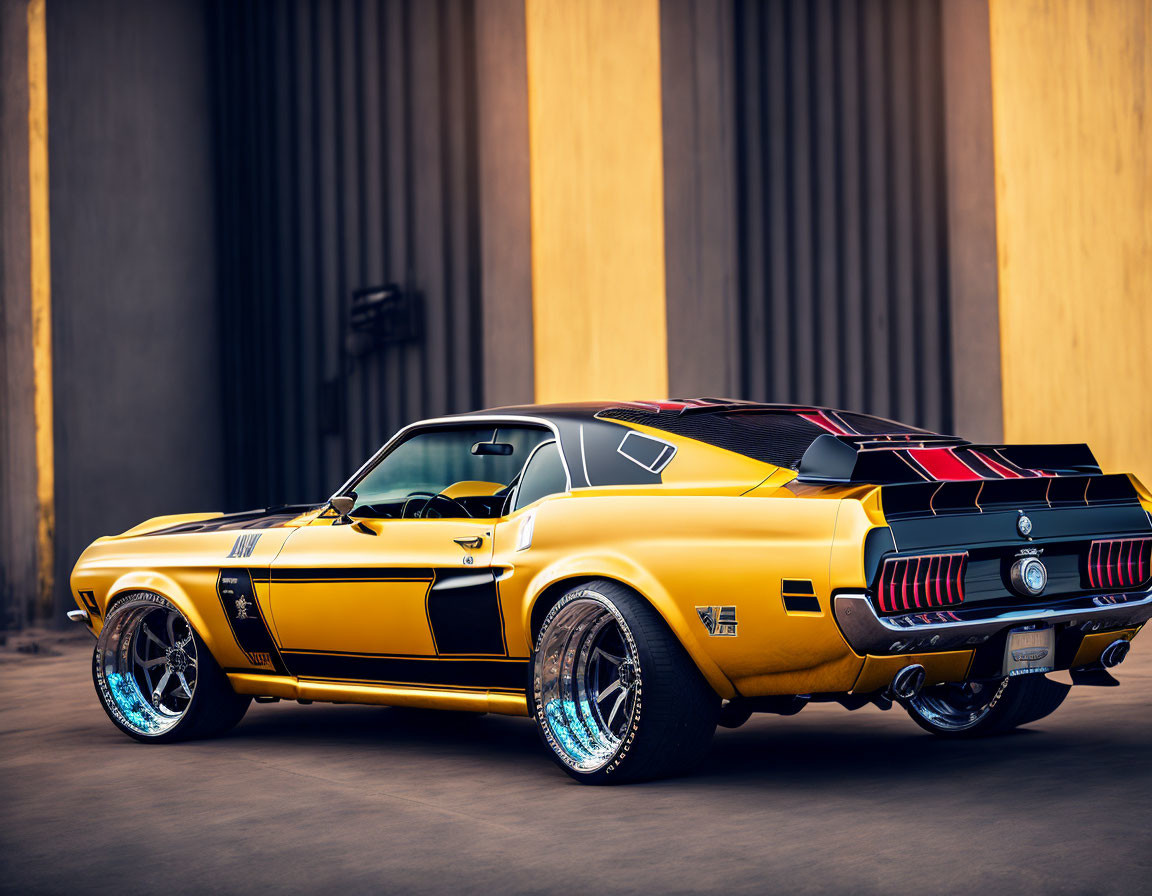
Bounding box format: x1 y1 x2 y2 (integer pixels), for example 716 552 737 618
71 399 1152 782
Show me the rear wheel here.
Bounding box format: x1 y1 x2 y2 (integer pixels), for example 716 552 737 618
93 592 251 743
904 674 1069 737
530 580 719 784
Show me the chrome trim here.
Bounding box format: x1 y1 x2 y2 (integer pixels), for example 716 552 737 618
890 664 925 699
578 424 593 488
95 596 199 736
615 430 677 474
833 590 1152 656
1010 557 1047 595
533 589 641 774
907 679 1002 731
1100 639 1131 668
68 608 96 637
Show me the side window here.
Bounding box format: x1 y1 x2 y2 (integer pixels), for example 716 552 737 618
617 431 676 473
513 441 567 512
348 424 550 518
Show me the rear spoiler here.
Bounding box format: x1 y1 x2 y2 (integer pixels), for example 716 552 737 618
796 434 1101 484
880 473 1140 520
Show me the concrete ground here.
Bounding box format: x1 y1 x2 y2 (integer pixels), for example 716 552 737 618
2 634 1150 895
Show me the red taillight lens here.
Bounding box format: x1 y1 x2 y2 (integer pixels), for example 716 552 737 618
1086 538 1152 591
876 553 967 614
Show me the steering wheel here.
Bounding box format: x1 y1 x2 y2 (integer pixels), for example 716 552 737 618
399 492 473 519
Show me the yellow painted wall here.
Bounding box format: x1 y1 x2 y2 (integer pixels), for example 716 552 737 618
28 0 55 616
989 0 1151 484
525 0 668 402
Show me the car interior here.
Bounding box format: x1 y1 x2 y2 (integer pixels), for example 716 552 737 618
344 424 567 520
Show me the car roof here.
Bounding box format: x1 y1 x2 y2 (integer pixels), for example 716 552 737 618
452 398 928 431
440 399 939 478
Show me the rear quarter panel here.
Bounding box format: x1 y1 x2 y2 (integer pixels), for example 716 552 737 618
497 489 869 697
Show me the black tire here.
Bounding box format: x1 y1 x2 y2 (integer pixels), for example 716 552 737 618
529 580 719 784
93 591 251 743
904 674 1070 738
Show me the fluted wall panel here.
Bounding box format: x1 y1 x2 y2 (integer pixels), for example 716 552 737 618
210 0 494 507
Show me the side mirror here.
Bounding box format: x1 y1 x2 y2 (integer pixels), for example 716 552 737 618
329 495 355 518
472 441 514 456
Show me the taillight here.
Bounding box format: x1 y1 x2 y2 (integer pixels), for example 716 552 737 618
876 553 967 614
1086 538 1152 590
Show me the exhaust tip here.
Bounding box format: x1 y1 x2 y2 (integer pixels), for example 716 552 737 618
891 663 926 700
1101 639 1131 669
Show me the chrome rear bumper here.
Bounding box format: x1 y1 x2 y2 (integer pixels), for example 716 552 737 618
833 591 1152 656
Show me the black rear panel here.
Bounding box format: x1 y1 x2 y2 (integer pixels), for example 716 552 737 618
870 475 1152 614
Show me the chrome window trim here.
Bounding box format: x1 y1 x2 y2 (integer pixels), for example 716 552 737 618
578 424 593 487
616 430 677 474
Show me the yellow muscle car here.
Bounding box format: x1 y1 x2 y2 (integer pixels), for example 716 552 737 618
70 399 1152 783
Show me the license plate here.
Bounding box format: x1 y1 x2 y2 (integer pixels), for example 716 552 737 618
1003 626 1055 677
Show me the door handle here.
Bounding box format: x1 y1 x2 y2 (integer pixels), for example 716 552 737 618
453 536 483 550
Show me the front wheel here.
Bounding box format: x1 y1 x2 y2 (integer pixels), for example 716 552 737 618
904 674 1069 738
93 592 251 743
530 580 719 784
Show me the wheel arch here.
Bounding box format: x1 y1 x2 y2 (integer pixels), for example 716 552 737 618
522 565 736 699
104 571 231 661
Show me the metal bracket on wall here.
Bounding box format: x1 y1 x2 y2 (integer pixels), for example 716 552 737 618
348 284 422 354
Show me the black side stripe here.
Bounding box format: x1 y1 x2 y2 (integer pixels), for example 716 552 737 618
268 567 434 582
279 652 529 690
216 569 288 674
426 569 507 656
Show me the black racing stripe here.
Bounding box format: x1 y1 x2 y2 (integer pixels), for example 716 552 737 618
427 570 506 655
782 593 822 613
143 504 323 537
957 449 1001 480
216 569 289 674
269 567 435 582
280 652 530 690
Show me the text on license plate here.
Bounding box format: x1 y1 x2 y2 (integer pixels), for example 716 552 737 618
1003 627 1055 676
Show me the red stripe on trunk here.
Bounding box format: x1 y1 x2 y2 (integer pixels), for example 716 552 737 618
971 451 1021 480
906 448 984 481
799 411 847 435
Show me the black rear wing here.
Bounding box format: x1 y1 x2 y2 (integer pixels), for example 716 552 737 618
880 473 1141 520
796 434 1101 485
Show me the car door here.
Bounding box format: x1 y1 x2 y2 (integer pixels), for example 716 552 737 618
268 421 549 692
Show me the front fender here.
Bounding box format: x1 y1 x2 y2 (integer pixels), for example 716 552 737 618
521 552 737 699
102 570 237 666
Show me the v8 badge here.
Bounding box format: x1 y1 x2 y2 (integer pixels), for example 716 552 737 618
696 605 738 637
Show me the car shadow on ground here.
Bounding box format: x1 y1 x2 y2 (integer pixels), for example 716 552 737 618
216 700 1132 789
226 703 543 756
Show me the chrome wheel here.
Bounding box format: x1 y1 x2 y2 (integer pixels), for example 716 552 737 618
534 592 641 773
95 595 198 736
907 680 1000 732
